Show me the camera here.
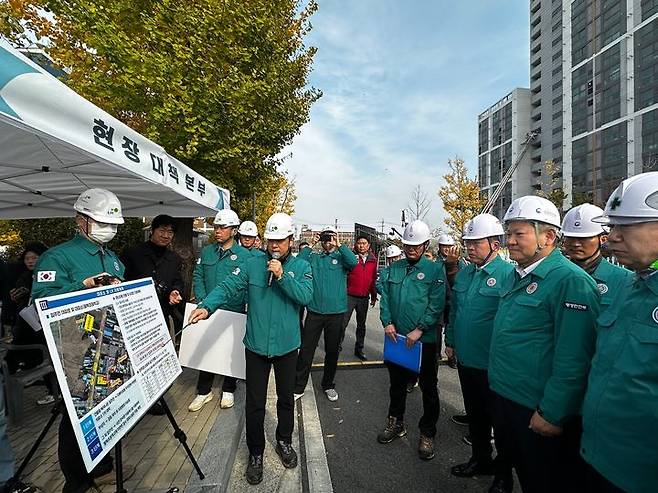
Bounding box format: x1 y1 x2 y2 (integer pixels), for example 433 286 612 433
94 274 118 286
320 233 334 242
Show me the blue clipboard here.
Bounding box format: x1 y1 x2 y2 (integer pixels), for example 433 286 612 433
383 334 422 373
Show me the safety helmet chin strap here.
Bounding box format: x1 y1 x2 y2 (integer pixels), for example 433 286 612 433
576 235 603 264
478 237 496 266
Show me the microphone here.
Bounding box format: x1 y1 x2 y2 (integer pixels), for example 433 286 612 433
268 252 282 286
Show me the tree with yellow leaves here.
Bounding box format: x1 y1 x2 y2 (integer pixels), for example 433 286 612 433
437 157 485 238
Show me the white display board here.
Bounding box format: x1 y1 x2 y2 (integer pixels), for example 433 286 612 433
179 303 247 380
35 278 181 472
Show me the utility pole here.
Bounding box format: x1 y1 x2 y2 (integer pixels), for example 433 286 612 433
334 218 338 230
401 210 407 228
380 219 385 234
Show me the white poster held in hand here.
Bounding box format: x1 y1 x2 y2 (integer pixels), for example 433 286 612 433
179 303 247 380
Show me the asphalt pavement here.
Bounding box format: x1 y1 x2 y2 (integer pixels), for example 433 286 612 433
309 302 514 493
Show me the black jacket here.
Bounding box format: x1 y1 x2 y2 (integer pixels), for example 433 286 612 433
121 241 185 312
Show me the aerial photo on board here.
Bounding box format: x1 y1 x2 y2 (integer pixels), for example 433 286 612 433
49 305 134 418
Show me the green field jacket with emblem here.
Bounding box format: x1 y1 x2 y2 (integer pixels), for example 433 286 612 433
379 256 447 343
488 249 600 425
590 259 633 309
298 244 358 314
445 255 514 370
581 271 658 493
198 254 313 357
32 234 125 298
192 242 251 313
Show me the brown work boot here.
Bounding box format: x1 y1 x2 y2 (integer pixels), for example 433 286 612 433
377 416 407 444
418 434 435 460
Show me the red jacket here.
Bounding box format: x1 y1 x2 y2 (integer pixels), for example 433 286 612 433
347 251 378 300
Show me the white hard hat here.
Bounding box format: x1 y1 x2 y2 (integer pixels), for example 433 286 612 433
593 172 658 225
462 214 505 240
74 188 124 224
385 245 402 258
213 209 240 227
402 220 431 246
503 195 561 228
238 220 258 237
321 225 337 234
264 213 294 240
437 233 455 245
562 204 607 237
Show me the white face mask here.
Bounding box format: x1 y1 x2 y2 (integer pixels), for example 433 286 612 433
88 222 118 244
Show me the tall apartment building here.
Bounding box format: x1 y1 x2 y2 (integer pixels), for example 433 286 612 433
562 0 658 206
477 89 533 219
478 1 658 210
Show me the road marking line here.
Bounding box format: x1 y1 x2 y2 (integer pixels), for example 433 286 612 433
301 377 333 493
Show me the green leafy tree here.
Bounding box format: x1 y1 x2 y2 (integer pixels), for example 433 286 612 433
437 157 485 238
0 0 317 273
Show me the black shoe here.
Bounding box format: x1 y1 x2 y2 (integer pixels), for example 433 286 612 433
488 476 514 493
246 455 263 485
147 402 166 415
451 413 470 426
354 349 368 361
462 434 472 446
406 381 418 393
338 343 343 352
377 416 407 444
275 441 298 469
4 480 41 493
451 457 495 477
418 434 435 460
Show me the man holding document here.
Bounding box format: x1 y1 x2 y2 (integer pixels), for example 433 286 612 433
187 213 313 486
377 220 446 461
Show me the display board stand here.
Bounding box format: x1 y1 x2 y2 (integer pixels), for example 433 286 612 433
7 397 204 492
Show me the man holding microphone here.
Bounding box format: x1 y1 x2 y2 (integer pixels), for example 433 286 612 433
187 213 312 486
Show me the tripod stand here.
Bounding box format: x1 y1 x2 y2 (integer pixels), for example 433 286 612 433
8 397 204 493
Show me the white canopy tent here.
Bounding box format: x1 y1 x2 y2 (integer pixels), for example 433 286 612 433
0 39 229 219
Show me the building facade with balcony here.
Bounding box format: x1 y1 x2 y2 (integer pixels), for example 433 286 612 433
477 89 533 219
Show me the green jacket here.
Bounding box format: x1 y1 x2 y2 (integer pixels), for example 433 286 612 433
298 244 358 314
32 235 125 299
192 242 251 313
581 272 657 492
198 254 313 357
488 249 600 425
591 259 633 309
445 256 514 370
379 256 447 343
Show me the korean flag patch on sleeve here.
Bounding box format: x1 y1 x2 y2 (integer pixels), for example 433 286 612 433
37 271 56 282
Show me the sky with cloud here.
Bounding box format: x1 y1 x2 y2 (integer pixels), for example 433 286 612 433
283 0 530 233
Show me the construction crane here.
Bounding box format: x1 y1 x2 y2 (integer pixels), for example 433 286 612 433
480 130 540 214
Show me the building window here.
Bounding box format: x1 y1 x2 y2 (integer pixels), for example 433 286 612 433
635 18 658 111
572 61 594 135
571 122 627 205
642 108 658 171
642 0 658 21
479 119 489 154
594 42 621 127
572 0 627 66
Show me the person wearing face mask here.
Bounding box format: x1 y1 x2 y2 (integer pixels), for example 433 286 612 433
488 196 600 493
377 220 446 461
31 188 131 493
444 214 514 492
187 213 313 485
293 226 358 402
561 204 632 309
188 209 251 412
